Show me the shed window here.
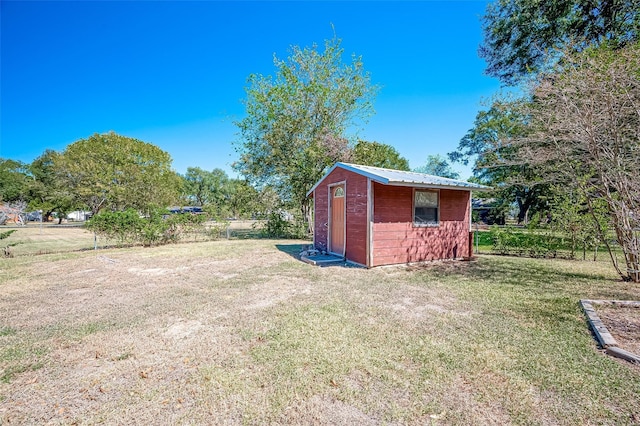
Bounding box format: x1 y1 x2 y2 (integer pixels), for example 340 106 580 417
414 190 439 226
334 187 344 197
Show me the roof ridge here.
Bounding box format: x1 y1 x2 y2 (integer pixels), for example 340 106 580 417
340 162 465 181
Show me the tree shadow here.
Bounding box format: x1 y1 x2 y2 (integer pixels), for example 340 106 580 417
411 253 639 301
275 244 308 260
398 224 468 264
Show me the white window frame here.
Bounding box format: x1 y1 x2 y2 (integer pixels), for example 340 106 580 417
413 188 439 227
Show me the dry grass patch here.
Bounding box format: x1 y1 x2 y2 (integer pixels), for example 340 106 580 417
0 241 639 424
0 220 263 257
1 225 96 256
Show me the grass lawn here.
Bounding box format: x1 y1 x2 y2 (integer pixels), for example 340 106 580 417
1 237 639 424
0 220 264 256
1 225 96 256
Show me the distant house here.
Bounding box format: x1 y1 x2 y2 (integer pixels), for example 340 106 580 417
167 206 204 214
307 162 490 267
472 198 502 225
67 211 92 221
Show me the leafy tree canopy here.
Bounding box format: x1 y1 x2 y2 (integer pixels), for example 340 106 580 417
414 154 459 179
510 42 640 281
59 132 181 214
449 98 551 223
351 140 409 171
223 179 263 220
0 158 28 203
234 35 378 229
181 167 229 207
27 149 77 221
480 0 640 84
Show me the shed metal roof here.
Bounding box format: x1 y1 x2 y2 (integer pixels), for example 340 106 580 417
307 162 491 196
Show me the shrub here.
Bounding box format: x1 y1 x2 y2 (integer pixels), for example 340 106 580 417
86 208 211 247
206 220 229 240
489 225 568 258
261 212 307 239
86 209 142 246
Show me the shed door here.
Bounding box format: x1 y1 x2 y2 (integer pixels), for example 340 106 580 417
330 185 345 256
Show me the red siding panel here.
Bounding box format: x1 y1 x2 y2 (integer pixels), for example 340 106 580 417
344 172 368 266
313 188 329 252
371 183 470 266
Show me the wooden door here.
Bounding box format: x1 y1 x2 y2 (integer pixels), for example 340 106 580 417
330 185 345 255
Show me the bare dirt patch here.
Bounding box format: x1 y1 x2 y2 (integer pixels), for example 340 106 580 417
596 304 640 358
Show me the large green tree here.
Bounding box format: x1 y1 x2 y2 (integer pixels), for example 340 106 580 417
58 132 181 215
480 0 640 84
222 179 263 220
351 140 409 170
234 36 378 231
0 158 29 203
180 168 278 220
414 154 459 179
449 99 550 224
182 167 229 207
27 149 76 222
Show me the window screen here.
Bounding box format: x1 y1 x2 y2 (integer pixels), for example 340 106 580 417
414 190 438 225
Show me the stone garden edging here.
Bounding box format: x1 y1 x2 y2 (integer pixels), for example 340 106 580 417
580 299 640 365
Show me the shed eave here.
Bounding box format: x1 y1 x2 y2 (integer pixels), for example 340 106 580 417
384 181 492 191
306 162 390 197
330 163 391 186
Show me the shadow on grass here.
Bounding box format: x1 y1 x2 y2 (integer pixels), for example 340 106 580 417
472 256 615 283
411 255 639 301
404 257 640 335
275 244 308 260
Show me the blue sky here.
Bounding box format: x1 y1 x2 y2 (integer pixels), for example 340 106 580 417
1 0 498 179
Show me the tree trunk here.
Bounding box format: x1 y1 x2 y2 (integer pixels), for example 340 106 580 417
516 195 533 225
584 189 626 280
600 183 639 283
302 198 313 236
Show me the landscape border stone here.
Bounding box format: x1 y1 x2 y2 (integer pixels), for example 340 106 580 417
580 299 640 365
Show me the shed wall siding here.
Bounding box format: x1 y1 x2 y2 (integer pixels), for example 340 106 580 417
372 183 470 266
312 168 368 265
313 188 329 251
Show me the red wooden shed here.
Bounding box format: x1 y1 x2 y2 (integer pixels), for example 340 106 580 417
307 162 490 267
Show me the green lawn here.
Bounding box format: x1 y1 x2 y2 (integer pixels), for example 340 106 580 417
0 238 638 424
473 228 618 261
